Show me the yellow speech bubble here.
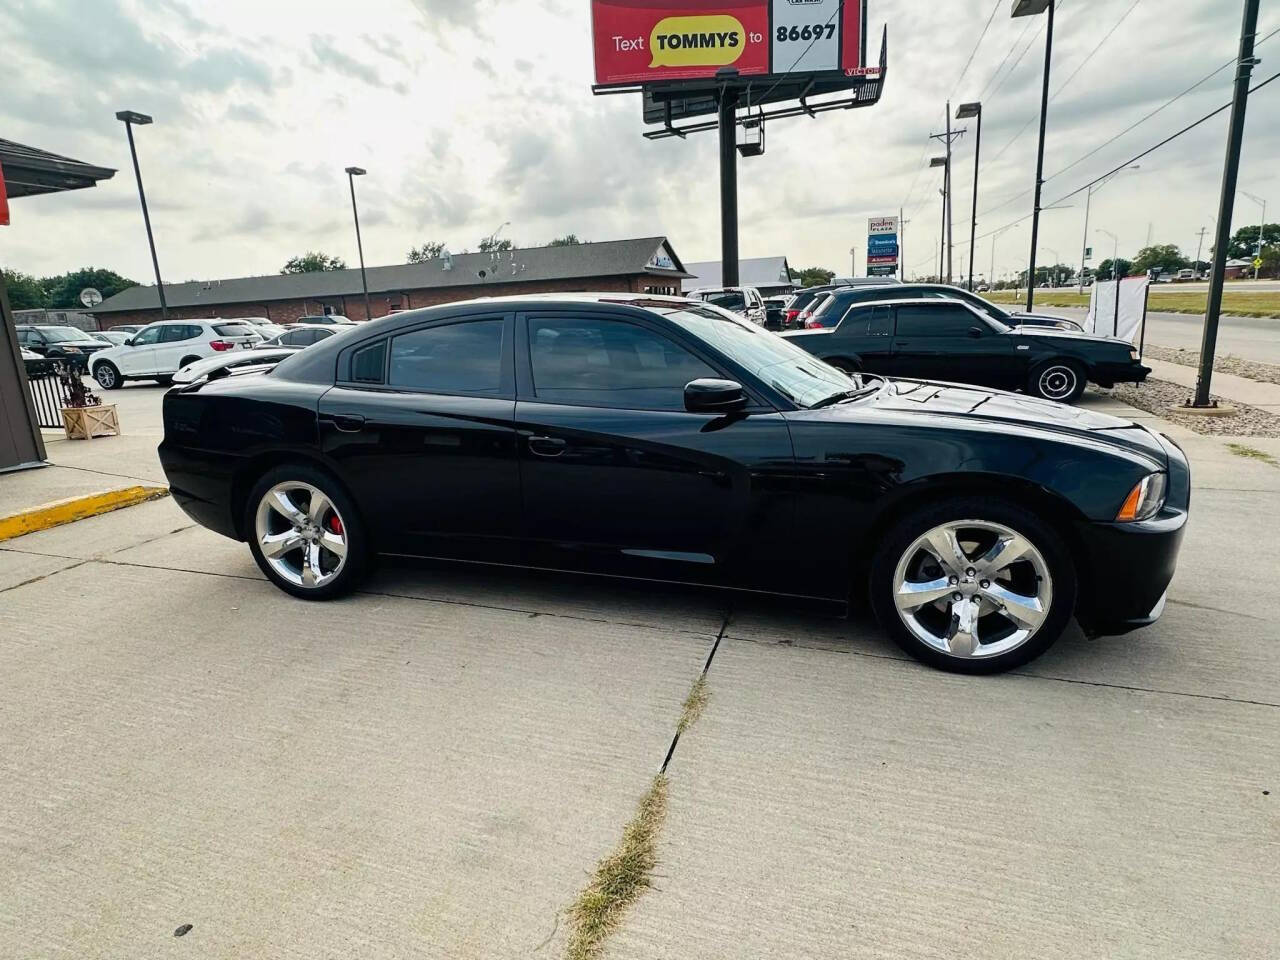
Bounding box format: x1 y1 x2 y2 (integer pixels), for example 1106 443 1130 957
649 15 745 69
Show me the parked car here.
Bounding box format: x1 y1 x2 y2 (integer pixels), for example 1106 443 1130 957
159 294 1187 674
254 325 344 350
783 296 1148 403
91 330 134 347
16 324 110 371
111 324 144 335
227 316 286 339
831 277 902 287
783 281 895 328
689 286 767 326
795 291 834 328
21 346 54 377
799 282 1083 332
762 296 790 331
296 314 356 325
174 349 296 386
88 319 262 389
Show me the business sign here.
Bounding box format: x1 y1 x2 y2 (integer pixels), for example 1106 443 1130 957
592 0 864 88
866 214 898 276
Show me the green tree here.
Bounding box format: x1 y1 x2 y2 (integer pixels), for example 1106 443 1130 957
281 252 346 274
792 266 834 287
1096 257 1133 280
548 234 582 246
1 268 49 309
1225 223 1280 259
1259 244 1280 279
1131 244 1189 276
478 236 514 253
406 241 446 263
40 267 138 308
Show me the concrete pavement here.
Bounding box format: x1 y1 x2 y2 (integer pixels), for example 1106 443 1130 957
1 389 1278 958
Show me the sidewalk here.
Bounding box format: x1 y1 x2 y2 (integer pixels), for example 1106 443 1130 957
1144 356 1280 414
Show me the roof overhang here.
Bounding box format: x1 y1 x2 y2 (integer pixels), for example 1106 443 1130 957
0 139 116 199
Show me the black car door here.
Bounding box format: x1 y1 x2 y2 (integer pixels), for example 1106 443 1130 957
317 313 522 563
513 310 795 590
890 302 1015 387
828 304 894 373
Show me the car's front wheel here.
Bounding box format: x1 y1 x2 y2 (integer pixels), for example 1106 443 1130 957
869 497 1076 673
1030 360 1086 403
245 464 366 600
93 362 121 390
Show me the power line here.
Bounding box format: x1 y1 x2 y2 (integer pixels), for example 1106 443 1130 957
984 4 1058 103
950 0 1003 100
978 19 1034 100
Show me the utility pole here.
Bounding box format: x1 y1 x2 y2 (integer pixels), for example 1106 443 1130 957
938 188 946 282
930 106 965 285
1194 226 1209 278
899 206 908 281
1193 0 1258 408
718 78 740 286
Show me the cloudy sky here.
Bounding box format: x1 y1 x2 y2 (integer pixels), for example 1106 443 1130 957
2 0 1278 286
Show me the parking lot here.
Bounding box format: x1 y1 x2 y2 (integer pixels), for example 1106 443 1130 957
2 383 1278 959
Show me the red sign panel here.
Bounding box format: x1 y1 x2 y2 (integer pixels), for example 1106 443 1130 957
592 0 862 88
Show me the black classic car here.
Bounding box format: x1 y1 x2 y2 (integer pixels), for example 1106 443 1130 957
799 283 1086 332
783 297 1148 403
159 295 1188 674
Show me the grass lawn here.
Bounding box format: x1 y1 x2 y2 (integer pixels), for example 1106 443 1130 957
985 288 1280 318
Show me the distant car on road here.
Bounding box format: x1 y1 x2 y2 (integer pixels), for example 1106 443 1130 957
689 286 767 326
254 325 344 351
783 296 1148 403
16 324 110 371
89 319 262 389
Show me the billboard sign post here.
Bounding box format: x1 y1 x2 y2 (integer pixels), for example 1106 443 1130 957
866 215 899 276
592 0 885 288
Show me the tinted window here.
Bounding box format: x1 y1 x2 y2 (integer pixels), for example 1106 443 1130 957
131 326 163 346
351 341 387 383
40 327 97 343
389 320 503 393
17 329 35 344
160 324 196 342
807 296 842 327
895 304 982 338
921 288 1010 327
213 322 254 337
701 291 746 311
837 305 893 336
529 317 717 411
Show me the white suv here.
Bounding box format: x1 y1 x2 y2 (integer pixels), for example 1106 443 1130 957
89 319 262 389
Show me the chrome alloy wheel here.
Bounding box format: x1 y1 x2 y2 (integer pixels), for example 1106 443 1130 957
253 481 348 589
1037 364 1078 401
892 519 1052 660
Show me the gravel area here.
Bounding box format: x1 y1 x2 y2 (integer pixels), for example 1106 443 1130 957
1102 378 1280 437
1143 344 1280 386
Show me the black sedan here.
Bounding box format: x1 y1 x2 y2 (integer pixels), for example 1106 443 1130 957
159 295 1188 674
802 283 1083 332
784 297 1148 403
16 324 110 371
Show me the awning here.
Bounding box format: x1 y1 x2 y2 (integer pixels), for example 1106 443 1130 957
0 138 116 199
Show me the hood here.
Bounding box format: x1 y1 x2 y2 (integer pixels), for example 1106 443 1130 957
827 380 1168 465
1010 325 1127 346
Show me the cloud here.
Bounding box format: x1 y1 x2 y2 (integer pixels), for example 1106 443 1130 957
310 36 387 88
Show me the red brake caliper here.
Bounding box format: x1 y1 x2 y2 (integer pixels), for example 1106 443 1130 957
328 514 343 535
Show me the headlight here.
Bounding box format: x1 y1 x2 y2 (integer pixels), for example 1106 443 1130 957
63 346 82 354
1116 472 1167 522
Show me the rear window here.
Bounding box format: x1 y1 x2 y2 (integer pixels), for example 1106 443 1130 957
213 322 254 336
699 290 746 311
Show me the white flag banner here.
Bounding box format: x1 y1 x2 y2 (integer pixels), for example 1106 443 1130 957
1085 277 1149 345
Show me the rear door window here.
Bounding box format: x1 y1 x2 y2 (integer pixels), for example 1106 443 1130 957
837 305 893 336
895 304 981 337
388 320 504 394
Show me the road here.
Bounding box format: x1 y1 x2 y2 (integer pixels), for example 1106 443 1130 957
1042 306 1280 363
2 390 1278 958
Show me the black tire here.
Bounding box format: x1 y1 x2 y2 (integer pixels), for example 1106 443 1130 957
244 463 367 600
93 361 122 390
868 496 1077 674
1029 359 1086 404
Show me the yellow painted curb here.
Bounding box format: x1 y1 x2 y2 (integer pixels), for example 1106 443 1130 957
0 486 170 542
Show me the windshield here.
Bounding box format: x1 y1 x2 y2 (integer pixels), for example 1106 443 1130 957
660 304 859 408
698 290 746 311
943 289 1012 330
40 327 97 343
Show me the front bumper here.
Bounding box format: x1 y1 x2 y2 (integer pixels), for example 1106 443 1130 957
1091 361 1150 389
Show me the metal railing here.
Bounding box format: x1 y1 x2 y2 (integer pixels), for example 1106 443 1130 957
26 370 71 429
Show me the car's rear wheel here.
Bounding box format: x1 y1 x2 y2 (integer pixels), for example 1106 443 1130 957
869 497 1076 673
246 464 366 600
1030 360 1085 403
93 362 121 390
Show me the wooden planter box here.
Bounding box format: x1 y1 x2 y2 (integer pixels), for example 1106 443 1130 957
61 404 120 440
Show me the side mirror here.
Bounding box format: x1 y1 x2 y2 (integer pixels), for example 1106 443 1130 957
684 378 748 414
968 326 984 338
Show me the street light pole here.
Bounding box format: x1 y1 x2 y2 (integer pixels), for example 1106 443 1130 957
1077 165 1140 294
849 246 857 276
1241 190 1267 279
1194 0 1259 407
115 110 168 320
956 102 982 291
344 166 371 320
930 156 948 282
1012 0 1056 312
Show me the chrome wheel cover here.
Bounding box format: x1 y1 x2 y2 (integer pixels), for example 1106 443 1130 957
892 519 1052 660
254 481 348 588
1038 365 1077 401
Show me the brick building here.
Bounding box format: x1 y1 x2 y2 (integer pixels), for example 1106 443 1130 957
89 237 691 329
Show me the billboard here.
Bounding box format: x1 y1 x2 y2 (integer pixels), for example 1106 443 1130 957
867 215 898 277
592 0 864 89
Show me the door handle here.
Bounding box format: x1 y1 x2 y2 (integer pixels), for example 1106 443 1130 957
332 414 365 433
528 436 567 457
